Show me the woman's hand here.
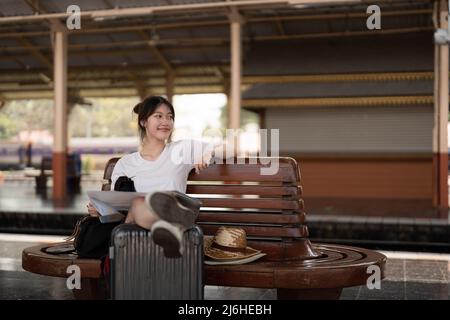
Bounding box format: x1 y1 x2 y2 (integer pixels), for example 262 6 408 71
194 151 213 174
86 203 100 217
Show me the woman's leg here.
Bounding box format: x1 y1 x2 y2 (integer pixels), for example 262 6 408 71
125 197 159 229
125 195 185 258
125 192 199 258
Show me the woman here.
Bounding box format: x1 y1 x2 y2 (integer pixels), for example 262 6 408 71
88 95 213 258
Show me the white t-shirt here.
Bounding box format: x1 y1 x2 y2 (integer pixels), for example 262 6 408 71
111 139 212 193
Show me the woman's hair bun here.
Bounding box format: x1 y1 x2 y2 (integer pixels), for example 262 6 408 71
133 102 142 115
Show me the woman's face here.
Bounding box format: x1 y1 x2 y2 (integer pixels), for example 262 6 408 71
142 104 174 142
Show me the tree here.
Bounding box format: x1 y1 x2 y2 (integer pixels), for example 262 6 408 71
0 100 53 139
70 98 138 138
0 115 17 139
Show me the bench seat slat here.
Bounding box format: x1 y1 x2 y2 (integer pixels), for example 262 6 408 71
22 243 386 292
204 245 386 289
22 246 102 279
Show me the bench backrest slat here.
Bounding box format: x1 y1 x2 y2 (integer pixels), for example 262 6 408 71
186 185 301 197
197 198 301 210
198 211 305 224
188 161 299 183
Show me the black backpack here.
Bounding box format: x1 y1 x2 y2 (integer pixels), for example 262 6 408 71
71 176 135 258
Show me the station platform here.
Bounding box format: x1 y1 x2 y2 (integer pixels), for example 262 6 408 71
0 233 449 300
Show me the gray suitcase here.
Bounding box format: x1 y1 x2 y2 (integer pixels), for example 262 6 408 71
110 223 204 300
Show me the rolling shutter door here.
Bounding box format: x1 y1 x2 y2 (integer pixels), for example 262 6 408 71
265 105 433 153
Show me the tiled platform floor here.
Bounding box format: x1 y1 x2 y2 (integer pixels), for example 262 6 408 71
0 233 449 300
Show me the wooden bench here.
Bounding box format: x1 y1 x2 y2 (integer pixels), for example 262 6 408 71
22 156 386 299
30 156 81 192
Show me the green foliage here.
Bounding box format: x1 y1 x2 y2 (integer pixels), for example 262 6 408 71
82 155 94 174
70 97 139 138
0 98 140 140
0 115 18 139
0 100 53 139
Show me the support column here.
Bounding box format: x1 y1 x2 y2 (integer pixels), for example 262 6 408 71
53 29 68 201
138 88 148 101
433 0 449 217
166 72 175 103
228 11 242 130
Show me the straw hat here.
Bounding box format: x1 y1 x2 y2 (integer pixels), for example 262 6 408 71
204 226 261 261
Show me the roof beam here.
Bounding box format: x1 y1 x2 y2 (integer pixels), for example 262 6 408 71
1 50 52 85
242 72 436 83
104 31 150 98
137 30 174 74
16 36 53 70
15 36 54 85
0 8 432 38
0 84 226 100
0 45 228 60
0 0 294 23
0 62 229 76
243 96 434 108
0 25 433 53
123 67 149 98
0 77 223 88
0 74 221 85
24 0 65 29
0 70 436 84
1 1 430 24
0 82 226 94
21 0 65 85
7 53 28 69
0 37 227 51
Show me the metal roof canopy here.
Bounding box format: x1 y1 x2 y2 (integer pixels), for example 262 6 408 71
1 0 448 206
0 0 435 100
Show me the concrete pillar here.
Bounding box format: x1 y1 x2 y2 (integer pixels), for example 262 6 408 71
432 0 449 216
52 30 68 200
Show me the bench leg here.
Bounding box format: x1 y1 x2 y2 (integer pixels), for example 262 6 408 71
72 278 107 300
277 288 342 300
35 176 48 190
